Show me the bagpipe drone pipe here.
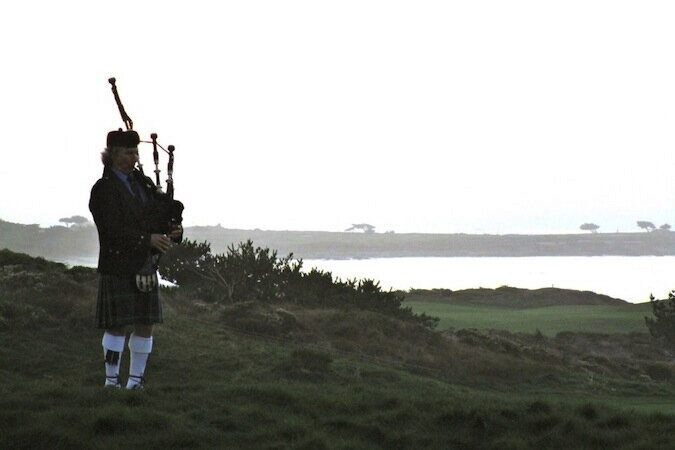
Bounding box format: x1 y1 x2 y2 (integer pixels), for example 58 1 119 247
108 77 184 236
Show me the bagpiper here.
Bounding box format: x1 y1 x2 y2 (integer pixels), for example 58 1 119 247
89 129 183 389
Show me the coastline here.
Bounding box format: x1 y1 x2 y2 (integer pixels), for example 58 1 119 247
3 217 675 261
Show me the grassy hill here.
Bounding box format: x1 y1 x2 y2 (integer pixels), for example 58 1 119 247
403 287 649 335
404 286 630 308
0 250 673 449
406 302 652 336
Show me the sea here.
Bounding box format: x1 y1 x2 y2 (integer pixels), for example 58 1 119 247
63 256 675 304
302 256 675 304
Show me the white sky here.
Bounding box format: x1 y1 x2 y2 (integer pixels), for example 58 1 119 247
1 1 674 234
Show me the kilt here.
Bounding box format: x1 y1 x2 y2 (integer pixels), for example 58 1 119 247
96 274 163 329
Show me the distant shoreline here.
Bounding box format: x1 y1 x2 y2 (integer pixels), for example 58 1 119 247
3 218 675 260
185 226 675 259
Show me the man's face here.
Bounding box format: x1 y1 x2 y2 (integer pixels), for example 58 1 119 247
111 147 139 173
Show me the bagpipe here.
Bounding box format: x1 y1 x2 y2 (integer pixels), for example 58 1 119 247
108 77 184 236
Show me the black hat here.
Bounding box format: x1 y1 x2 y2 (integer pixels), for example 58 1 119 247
107 129 140 148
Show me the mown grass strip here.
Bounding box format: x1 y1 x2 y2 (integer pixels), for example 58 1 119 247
406 302 653 335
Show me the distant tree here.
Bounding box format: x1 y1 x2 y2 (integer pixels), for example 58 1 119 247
659 223 671 231
58 215 90 227
645 291 675 349
345 223 376 234
579 223 600 233
637 221 656 232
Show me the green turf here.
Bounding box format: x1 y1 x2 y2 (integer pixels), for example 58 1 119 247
1 306 673 449
1 249 672 448
406 301 653 335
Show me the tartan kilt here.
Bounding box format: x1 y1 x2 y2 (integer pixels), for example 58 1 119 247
96 273 163 329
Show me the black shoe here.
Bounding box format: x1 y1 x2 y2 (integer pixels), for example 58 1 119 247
126 374 145 390
104 375 121 388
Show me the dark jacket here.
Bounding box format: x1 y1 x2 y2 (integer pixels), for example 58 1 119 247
89 166 179 275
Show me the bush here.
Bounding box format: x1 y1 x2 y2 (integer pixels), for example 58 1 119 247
158 240 219 301
160 239 301 303
160 239 439 329
645 292 675 348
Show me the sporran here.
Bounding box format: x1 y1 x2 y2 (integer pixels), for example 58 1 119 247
135 254 160 293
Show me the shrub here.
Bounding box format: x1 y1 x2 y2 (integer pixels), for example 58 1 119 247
159 240 220 301
160 239 302 303
160 239 439 329
645 292 675 348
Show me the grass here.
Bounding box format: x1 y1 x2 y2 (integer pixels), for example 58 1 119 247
406 301 653 335
0 250 673 448
1 296 673 449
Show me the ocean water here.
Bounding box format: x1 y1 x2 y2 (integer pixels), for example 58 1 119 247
66 255 675 304
303 256 675 304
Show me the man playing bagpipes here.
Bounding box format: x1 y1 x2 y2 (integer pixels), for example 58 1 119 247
89 79 184 389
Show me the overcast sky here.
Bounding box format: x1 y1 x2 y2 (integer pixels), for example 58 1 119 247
1 1 674 234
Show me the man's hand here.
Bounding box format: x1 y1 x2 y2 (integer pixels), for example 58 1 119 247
150 233 172 253
168 224 183 240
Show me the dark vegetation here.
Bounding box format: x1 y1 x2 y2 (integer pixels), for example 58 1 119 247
0 246 673 448
579 223 599 233
159 239 439 329
645 291 675 350
403 286 628 308
637 221 656 232
58 215 90 227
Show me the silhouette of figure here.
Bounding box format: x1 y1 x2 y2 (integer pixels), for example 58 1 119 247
89 129 182 389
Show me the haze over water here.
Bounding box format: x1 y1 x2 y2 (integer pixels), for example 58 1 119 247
304 256 675 304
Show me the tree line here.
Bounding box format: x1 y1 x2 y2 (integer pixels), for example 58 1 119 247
580 221 671 233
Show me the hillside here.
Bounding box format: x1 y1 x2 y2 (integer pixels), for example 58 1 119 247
403 286 629 308
403 287 654 336
0 249 673 448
